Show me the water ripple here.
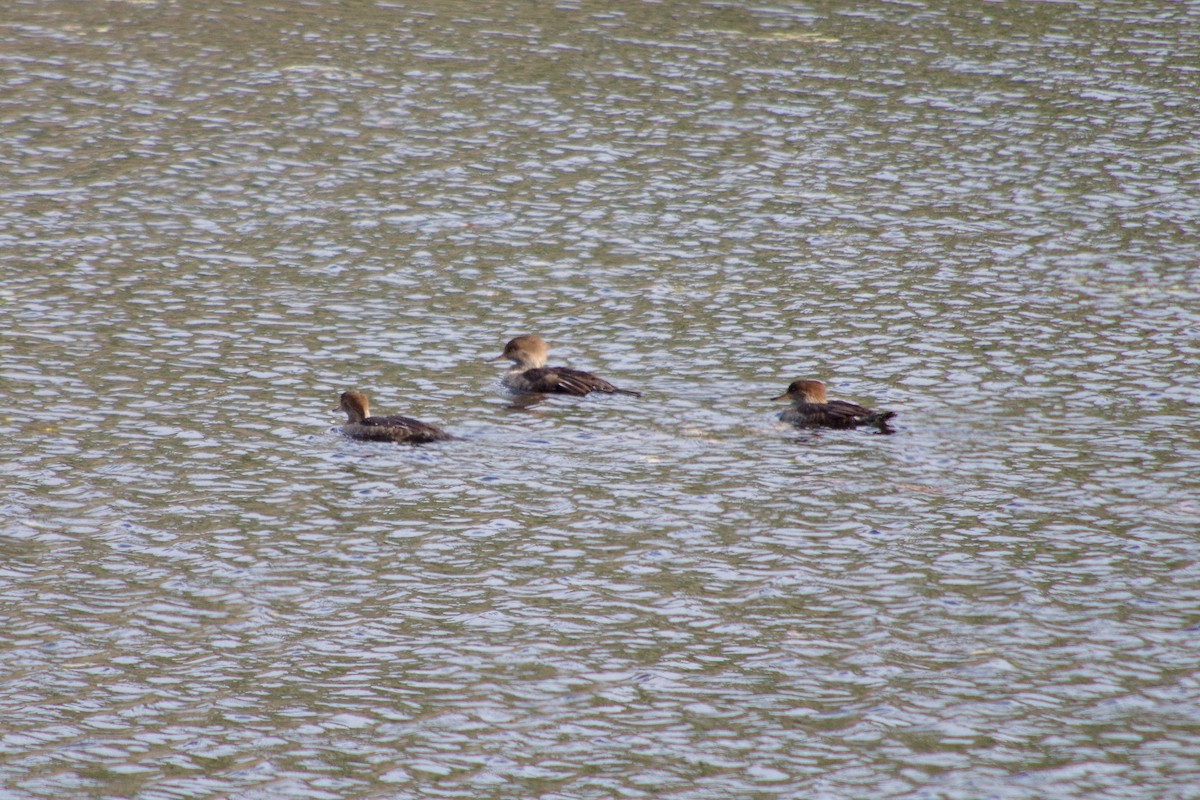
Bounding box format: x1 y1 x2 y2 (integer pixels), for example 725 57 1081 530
3 1 1200 798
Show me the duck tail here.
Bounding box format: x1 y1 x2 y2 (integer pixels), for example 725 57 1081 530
865 410 897 433
613 387 643 397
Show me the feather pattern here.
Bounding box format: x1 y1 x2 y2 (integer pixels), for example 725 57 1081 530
491 335 641 397
773 380 895 433
505 366 640 396
335 391 456 445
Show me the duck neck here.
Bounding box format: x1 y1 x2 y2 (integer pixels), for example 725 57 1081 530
509 354 544 371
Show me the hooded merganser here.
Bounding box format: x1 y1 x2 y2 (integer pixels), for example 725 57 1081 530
772 379 896 433
488 335 641 397
334 390 456 444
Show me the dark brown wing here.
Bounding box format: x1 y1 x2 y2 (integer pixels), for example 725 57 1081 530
781 401 895 432
348 414 455 444
780 402 863 429
525 366 641 397
830 401 897 431
826 399 874 417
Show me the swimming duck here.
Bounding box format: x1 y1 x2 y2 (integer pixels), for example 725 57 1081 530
489 335 641 397
772 379 896 433
334 390 455 444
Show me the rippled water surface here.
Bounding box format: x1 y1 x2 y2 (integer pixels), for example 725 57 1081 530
3 1 1200 798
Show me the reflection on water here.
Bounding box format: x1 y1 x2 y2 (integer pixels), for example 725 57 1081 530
3 0 1199 798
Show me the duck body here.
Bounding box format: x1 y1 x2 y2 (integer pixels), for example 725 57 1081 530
342 414 455 445
335 391 455 445
503 365 638 396
773 379 895 433
491 335 641 397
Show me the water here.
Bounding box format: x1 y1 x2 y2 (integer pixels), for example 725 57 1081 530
3 1 1200 798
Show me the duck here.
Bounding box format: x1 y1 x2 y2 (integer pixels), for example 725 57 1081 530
333 390 455 444
488 335 641 397
772 379 896 433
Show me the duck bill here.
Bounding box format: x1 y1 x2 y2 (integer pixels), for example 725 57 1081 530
770 393 788 401
485 354 508 362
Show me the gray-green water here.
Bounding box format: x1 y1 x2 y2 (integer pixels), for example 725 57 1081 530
3 1 1200 798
